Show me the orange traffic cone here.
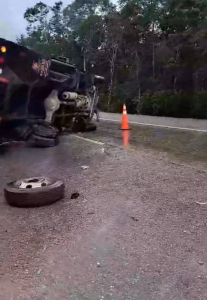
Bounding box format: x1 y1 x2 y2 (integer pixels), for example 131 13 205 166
120 103 130 130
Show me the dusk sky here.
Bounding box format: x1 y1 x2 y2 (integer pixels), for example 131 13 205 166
0 0 117 42
0 0 69 41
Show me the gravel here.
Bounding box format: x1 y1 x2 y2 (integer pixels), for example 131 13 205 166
0 127 207 300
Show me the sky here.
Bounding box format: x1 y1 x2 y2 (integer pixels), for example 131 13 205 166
0 0 70 41
0 0 117 42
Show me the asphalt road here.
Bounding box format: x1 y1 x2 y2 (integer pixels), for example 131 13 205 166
1 121 207 300
100 112 207 132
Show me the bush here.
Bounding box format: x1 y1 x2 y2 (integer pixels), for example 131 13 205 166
191 91 207 119
138 91 207 119
99 94 123 113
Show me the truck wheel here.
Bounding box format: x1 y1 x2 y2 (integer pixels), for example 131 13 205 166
72 118 87 133
4 177 64 207
32 123 59 139
15 124 33 141
27 134 59 148
85 123 97 132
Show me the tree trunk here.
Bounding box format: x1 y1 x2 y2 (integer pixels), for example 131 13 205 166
107 43 118 110
83 48 86 72
135 51 141 100
152 43 155 78
135 50 141 114
173 76 177 92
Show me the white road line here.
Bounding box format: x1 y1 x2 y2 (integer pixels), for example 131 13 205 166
100 118 207 133
73 135 105 145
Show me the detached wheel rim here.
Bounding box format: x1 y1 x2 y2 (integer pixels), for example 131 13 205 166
14 177 51 189
4 176 65 207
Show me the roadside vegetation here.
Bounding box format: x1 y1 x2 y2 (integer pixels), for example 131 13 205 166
17 0 207 118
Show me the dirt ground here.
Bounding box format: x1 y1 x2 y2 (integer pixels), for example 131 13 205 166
1 121 207 300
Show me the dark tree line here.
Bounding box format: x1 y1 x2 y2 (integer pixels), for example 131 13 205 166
17 0 207 118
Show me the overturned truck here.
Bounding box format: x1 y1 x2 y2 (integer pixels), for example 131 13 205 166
0 38 104 147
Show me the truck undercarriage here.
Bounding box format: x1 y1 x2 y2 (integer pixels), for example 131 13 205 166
0 39 104 147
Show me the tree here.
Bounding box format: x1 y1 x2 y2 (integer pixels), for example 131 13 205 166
17 0 207 116
159 0 207 34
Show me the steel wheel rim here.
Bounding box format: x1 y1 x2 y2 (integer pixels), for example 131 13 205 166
14 177 50 189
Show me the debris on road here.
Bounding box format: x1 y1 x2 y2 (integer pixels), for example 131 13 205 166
4 177 65 207
71 192 80 199
87 211 95 215
183 230 191 234
81 165 89 170
196 201 207 205
97 262 101 267
131 216 138 222
101 148 110 155
37 269 43 275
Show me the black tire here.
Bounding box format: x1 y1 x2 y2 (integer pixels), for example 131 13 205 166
32 124 59 139
72 118 87 133
27 134 59 148
4 177 65 207
85 123 97 132
27 119 50 126
14 124 33 141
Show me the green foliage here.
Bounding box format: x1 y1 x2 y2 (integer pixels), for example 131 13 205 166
16 0 207 118
159 0 207 34
139 91 207 119
191 91 207 118
99 94 123 113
